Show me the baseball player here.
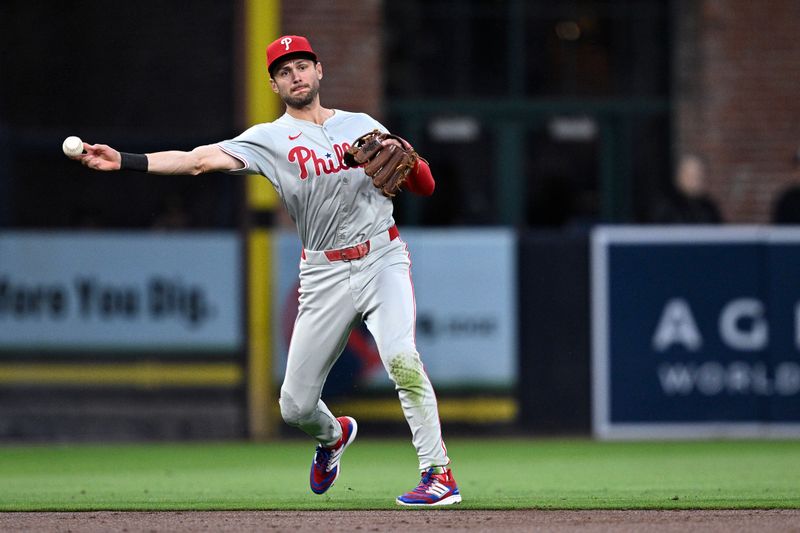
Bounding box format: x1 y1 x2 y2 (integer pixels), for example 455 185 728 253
71 35 460 506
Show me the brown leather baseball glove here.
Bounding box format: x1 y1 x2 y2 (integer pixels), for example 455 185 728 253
343 130 421 197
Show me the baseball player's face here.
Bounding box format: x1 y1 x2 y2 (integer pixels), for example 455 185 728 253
270 59 323 109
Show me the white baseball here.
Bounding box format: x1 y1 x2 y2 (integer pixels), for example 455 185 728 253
62 136 84 157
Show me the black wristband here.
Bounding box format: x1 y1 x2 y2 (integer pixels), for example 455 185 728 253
120 152 149 172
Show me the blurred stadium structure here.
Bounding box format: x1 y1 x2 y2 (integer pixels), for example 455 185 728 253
0 0 798 441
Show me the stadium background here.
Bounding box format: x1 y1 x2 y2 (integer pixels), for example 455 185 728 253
0 0 799 443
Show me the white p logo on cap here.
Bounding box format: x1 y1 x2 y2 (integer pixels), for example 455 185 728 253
281 37 292 50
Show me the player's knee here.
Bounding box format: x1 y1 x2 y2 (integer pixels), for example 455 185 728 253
279 392 303 426
279 391 314 427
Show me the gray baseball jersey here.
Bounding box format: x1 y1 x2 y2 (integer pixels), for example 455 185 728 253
217 110 394 251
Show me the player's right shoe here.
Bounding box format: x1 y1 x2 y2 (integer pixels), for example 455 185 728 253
309 416 358 495
396 467 462 506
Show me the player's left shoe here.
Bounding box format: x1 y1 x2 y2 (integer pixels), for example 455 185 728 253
309 416 358 495
396 467 462 506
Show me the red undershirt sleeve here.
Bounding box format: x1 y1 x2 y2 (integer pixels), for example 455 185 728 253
403 159 435 196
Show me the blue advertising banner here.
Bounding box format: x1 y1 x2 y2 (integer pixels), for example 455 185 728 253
592 227 800 439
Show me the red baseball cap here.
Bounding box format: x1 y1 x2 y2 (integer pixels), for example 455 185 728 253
266 35 318 76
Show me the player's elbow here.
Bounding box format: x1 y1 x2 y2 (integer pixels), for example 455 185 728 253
416 180 435 196
407 159 435 196
189 145 236 175
189 153 213 175
406 182 435 196
188 164 204 176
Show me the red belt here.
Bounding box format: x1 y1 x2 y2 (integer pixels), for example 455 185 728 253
305 225 400 262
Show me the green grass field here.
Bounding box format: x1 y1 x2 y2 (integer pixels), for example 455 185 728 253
1 438 798 511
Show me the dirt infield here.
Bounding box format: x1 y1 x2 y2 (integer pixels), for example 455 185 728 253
0 510 798 532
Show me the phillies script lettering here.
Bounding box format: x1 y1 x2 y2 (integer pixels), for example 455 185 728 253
288 143 353 180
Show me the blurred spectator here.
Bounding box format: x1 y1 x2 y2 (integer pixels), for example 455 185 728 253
650 154 722 224
771 148 800 224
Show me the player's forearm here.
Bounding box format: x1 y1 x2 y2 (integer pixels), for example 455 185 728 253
140 145 241 175
145 150 203 175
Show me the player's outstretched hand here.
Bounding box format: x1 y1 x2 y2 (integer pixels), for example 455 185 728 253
78 143 122 171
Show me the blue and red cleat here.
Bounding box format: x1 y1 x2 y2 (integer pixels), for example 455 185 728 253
309 416 358 494
396 467 462 506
